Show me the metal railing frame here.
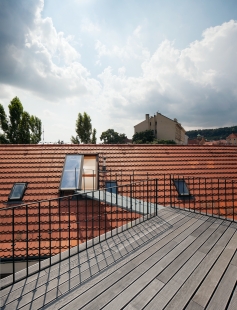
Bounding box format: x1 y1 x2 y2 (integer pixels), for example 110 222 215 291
1 173 236 289
0 179 158 289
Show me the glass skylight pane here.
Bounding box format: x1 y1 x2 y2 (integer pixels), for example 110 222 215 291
60 155 84 190
174 180 190 196
9 183 27 200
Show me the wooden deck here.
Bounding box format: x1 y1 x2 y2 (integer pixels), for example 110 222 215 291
1 207 237 310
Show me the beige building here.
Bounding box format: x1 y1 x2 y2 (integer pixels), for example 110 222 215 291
134 113 187 145
226 133 237 145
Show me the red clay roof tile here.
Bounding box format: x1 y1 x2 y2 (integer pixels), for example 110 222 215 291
1 144 237 259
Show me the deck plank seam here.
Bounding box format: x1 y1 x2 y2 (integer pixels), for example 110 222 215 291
60 216 208 309
163 225 236 310
0 211 187 306
127 220 225 310
42 211 199 309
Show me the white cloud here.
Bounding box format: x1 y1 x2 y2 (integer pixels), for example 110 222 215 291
96 20 237 130
1 0 237 140
43 109 58 119
133 25 142 38
0 0 101 102
81 19 100 33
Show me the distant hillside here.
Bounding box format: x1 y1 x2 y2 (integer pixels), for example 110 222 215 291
186 126 237 141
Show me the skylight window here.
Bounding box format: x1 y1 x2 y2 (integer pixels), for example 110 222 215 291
173 179 190 196
8 183 27 201
60 155 84 190
105 181 118 194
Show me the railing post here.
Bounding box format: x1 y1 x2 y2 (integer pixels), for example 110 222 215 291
68 196 71 258
12 207 15 283
147 178 149 214
205 178 207 215
121 184 124 232
86 193 88 248
104 188 106 239
130 175 132 211
211 178 214 217
199 176 201 214
92 189 94 244
232 180 234 222
218 178 220 218
38 201 41 271
76 194 79 251
225 179 227 219
99 188 101 242
93 169 94 197
170 174 172 208
156 178 158 216
111 182 113 237
164 174 165 207
49 200 52 265
26 204 29 277
59 197 62 262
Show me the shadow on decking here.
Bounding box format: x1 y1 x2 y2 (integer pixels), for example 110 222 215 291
1 214 173 309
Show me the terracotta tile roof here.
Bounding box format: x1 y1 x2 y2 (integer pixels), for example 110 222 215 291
227 133 237 138
1 144 237 260
0 144 237 205
0 199 141 259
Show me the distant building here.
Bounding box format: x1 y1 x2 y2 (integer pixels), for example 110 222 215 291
188 134 206 145
204 140 227 146
134 113 187 144
226 133 237 145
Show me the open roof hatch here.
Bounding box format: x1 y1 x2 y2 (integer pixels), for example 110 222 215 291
59 155 84 191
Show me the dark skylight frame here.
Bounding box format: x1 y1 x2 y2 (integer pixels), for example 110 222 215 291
105 181 118 195
173 179 190 196
8 183 27 201
59 154 84 191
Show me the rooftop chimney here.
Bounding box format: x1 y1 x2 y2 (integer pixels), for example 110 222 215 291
146 114 149 121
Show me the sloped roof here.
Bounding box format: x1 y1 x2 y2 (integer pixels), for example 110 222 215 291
1 144 237 260
227 133 237 139
1 143 237 205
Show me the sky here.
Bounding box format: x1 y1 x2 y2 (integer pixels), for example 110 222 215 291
0 0 237 143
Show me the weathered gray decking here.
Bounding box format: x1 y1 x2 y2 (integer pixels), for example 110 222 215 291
1 207 237 310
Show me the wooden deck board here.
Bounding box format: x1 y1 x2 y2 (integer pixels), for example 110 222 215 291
64 216 206 309
227 286 237 310
164 226 236 310
206 263 237 310
191 231 237 308
0 207 236 310
121 219 219 310
45 210 198 309
1 209 174 304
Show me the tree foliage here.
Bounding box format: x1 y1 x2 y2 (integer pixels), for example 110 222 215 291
91 129 97 144
132 130 176 144
100 129 127 144
71 112 96 144
0 97 42 144
186 125 237 141
155 139 176 144
132 130 155 144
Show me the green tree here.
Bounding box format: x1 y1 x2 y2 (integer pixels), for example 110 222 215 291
100 129 127 144
30 116 42 144
71 112 96 144
91 129 97 144
0 97 42 144
132 130 155 144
